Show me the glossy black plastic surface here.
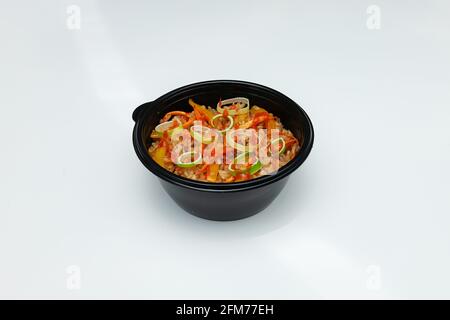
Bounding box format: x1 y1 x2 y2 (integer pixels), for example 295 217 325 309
132 80 314 221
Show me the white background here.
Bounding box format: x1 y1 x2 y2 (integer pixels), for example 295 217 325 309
1 0 450 299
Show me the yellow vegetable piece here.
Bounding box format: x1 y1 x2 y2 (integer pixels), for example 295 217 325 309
250 105 268 115
207 164 219 182
152 146 167 167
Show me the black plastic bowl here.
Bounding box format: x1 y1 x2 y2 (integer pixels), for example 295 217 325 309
132 80 314 221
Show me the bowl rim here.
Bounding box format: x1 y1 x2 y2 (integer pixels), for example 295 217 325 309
132 80 314 192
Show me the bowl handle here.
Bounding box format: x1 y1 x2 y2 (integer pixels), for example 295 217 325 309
132 101 157 122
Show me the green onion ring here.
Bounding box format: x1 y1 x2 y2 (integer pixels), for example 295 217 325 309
228 152 261 176
176 151 202 168
226 129 257 152
155 119 181 136
190 125 215 144
269 137 286 155
212 114 234 133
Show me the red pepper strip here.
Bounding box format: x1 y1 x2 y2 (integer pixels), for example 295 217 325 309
235 172 251 181
193 108 202 120
169 121 179 130
158 131 170 151
233 115 240 129
240 113 271 129
252 111 270 118
251 114 271 128
182 117 194 128
162 111 189 122
189 99 214 125
196 163 209 174
284 137 298 148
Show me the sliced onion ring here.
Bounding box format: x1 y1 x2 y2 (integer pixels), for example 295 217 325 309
190 125 216 144
249 160 262 175
226 128 257 152
269 137 286 155
217 97 250 115
228 152 261 176
176 151 202 168
155 119 181 136
212 114 234 133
